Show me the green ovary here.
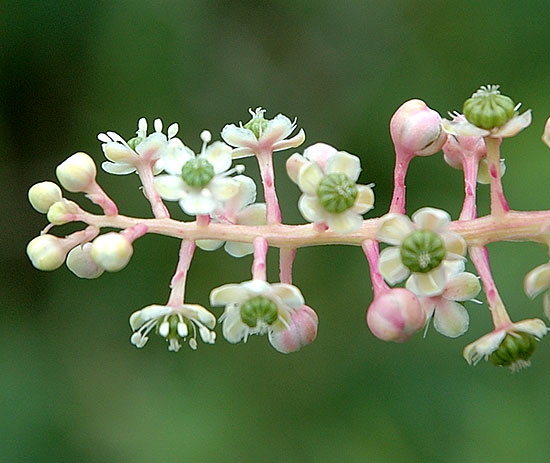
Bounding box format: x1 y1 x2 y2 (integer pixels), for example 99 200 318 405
316 173 358 214
181 158 215 188
240 296 279 328
400 230 446 273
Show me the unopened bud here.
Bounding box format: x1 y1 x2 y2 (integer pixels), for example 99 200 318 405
26 234 67 271
90 232 133 272
390 99 447 156
28 181 63 213
66 243 104 279
47 199 80 225
56 152 97 192
268 305 318 353
367 288 425 342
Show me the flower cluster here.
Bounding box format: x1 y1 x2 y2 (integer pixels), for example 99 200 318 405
26 86 550 372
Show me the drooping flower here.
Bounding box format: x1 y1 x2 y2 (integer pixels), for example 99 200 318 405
524 262 550 319
153 130 244 215
129 303 216 352
209 279 304 345
463 319 548 371
268 304 319 353
287 143 374 233
98 118 180 175
418 261 481 338
377 207 466 297
221 107 306 159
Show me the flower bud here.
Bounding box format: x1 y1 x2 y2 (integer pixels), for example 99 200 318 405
367 288 425 342
47 199 79 225
26 234 67 271
28 181 63 213
90 232 133 272
489 332 537 369
66 243 104 279
268 305 319 353
463 85 515 130
56 152 97 192
390 99 447 156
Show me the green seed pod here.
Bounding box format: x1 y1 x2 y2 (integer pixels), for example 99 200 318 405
463 85 516 130
400 230 446 273
240 296 279 328
181 158 215 188
316 173 358 214
489 332 537 368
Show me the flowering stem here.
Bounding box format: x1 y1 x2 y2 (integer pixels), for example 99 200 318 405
459 157 479 221
279 247 296 284
135 162 170 219
167 240 196 306
84 181 118 216
64 225 101 249
252 237 269 281
469 245 512 328
257 150 282 224
361 239 389 296
484 137 509 217
389 150 412 214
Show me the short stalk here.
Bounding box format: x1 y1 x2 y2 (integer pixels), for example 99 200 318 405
389 150 412 214
167 240 196 306
484 137 509 217
257 150 282 224
136 161 170 219
252 237 269 281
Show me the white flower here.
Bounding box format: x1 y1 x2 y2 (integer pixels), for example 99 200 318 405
221 107 306 159
442 109 531 139
418 261 481 338
196 175 266 257
129 303 216 352
98 118 180 175
377 207 466 297
463 319 548 371
209 279 305 344
524 262 550 319
287 143 374 233
153 131 243 215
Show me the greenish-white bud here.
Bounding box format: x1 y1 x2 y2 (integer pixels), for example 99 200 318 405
240 296 279 328
400 230 446 273
47 199 79 225
66 243 104 279
26 234 67 271
56 152 97 192
90 232 133 272
28 181 63 214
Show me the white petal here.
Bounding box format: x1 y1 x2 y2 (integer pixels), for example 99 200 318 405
196 239 225 251
209 177 240 201
203 141 233 174
210 284 249 306
351 185 374 214
443 272 481 301
379 247 410 284
492 110 532 138
324 152 361 182
297 163 324 195
180 191 216 215
433 299 469 338
441 118 489 138
441 231 467 257
524 263 550 299
286 153 308 184
325 211 362 233
224 241 254 258
298 195 325 223
182 304 216 328
101 161 136 175
129 304 172 330
513 318 548 339
241 279 272 295
135 132 167 159
412 207 450 232
376 214 414 245
222 316 248 343
272 128 306 152
262 114 293 144
102 142 137 163
477 158 506 184
158 140 194 175
154 175 187 201
271 284 305 308
406 266 447 297
463 330 506 365
221 124 258 149
237 203 266 226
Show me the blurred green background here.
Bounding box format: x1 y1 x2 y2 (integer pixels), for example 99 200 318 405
3 1 550 461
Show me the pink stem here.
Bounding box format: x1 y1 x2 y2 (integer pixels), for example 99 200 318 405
84 180 118 216
196 214 210 227
135 161 170 219
459 157 479 221
361 239 389 296
167 240 196 306
279 247 296 284
252 237 269 281
484 137 509 217
120 223 148 243
389 149 413 214
257 150 282 224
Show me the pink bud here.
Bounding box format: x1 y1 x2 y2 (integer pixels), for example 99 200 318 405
366 288 425 343
390 99 447 157
268 305 319 353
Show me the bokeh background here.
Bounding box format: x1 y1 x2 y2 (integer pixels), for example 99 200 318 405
3 1 550 461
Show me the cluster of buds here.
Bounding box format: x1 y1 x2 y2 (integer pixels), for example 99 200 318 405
26 87 550 372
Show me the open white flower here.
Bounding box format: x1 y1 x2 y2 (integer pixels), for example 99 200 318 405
153 131 243 215
98 118 180 175
130 303 216 352
287 143 374 233
524 262 550 319
418 261 481 337
221 107 306 159
209 279 304 344
377 208 466 297
463 319 548 371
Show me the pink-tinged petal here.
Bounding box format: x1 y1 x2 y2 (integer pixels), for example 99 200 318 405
101 161 136 175
271 283 305 308
379 247 409 284
209 177 240 201
237 203 266 226
376 214 414 245
272 128 306 152
196 239 224 252
286 153 308 184
420 297 437 320
412 207 450 232
351 185 375 214
406 266 447 297
298 195 324 222
226 176 257 214
135 132 167 160
524 263 550 299
492 110 532 138
268 305 318 353
180 192 216 215
302 143 338 168
441 231 467 258
153 175 187 200
224 241 253 258
443 272 480 301
203 141 233 173
325 211 362 233
433 299 469 338
261 114 293 144
221 124 258 149
325 151 361 181
210 284 249 305
297 162 324 195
